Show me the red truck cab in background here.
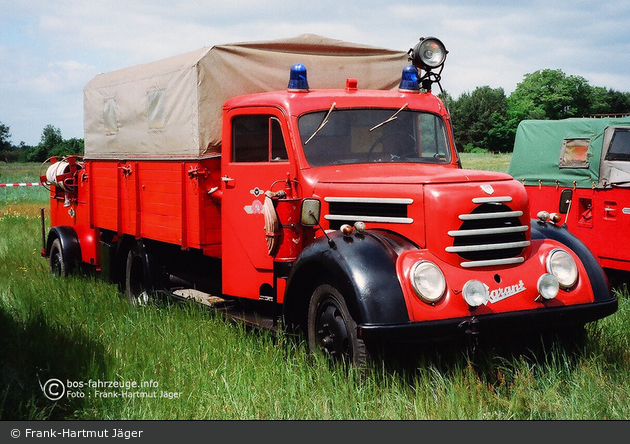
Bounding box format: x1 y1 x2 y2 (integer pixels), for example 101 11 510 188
41 35 617 365
509 117 630 275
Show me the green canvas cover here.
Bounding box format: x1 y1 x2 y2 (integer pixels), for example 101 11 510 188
508 117 630 189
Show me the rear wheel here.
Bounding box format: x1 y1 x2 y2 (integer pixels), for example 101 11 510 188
307 283 368 367
125 243 157 306
49 238 70 277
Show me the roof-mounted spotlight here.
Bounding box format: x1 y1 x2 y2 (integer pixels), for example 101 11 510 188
408 37 448 71
407 37 448 93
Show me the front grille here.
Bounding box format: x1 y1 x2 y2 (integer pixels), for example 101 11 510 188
324 197 413 229
446 197 530 268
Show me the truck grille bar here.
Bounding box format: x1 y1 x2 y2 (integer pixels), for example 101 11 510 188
447 197 530 267
324 197 413 228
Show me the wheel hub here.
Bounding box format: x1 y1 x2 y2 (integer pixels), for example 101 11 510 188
316 302 350 356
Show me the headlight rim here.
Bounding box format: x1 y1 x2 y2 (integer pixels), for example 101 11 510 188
410 260 446 304
546 248 579 289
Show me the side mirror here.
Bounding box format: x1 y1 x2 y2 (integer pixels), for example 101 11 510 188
300 198 321 227
559 189 573 214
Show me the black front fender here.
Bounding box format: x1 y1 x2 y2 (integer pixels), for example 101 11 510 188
46 226 81 264
284 230 412 328
530 220 612 302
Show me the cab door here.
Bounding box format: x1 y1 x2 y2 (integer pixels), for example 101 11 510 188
221 108 296 300
592 126 630 270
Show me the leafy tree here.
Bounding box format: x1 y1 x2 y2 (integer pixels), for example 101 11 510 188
25 125 83 162
589 87 630 115
508 69 592 120
0 122 11 151
449 86 509 152
27 125 61 162
50 137 84 157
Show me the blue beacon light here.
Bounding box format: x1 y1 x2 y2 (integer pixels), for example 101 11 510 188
398 65 420 92
288 63 309 91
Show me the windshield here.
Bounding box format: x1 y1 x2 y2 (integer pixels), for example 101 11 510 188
298 108 451 167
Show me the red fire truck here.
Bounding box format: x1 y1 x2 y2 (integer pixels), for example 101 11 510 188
40 35 617 365
509 117 630 274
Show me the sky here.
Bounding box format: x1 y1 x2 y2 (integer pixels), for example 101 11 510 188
1 0 629 146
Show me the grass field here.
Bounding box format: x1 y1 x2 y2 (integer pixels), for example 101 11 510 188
2 160 630 420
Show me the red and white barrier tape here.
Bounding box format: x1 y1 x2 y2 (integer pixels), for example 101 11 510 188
0 182 41 187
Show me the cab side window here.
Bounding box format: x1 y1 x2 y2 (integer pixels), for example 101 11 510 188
232 115 288 162
605 129 630 161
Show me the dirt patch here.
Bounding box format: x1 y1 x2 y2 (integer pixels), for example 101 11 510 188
1 203 48 219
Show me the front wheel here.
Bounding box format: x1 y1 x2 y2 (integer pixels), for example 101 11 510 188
307 283 368 367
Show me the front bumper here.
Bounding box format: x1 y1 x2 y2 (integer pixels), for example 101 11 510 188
357 298 618 343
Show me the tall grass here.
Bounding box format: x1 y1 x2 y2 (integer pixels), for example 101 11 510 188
459 152 512 173
2 160 630 420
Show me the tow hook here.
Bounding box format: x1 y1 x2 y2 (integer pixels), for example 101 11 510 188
458 317 480 354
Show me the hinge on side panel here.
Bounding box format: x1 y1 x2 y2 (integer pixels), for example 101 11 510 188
120 164 132 177
187 166 209 180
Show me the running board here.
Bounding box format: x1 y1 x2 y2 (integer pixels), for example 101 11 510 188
171 288 231 308
168 288 280 332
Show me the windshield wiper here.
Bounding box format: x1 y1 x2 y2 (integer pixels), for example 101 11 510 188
304 102 336 145
369 103 409 132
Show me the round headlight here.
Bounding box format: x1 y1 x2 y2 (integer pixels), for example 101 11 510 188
410 261 446 303
410 37 448 70
546 249 578 288
538 273 560 300
462 280 489 307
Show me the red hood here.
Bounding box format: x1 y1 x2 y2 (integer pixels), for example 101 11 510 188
304 163 513 186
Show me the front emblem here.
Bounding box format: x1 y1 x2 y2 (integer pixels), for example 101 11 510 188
485 280 526 305
481 184 494 195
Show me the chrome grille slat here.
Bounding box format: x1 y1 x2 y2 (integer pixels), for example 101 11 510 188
459 210 523 221
446 240 530 253
460 257 525 268
472 196 513 204
448 225 528 237
325 214 413 224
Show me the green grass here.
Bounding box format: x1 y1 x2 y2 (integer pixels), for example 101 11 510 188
459 152 512 173
0 162 48 205
2 160 630 420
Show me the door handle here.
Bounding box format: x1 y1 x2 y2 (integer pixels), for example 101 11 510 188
221 175 234 182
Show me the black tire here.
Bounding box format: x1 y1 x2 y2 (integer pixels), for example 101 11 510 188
125 246 153 306
49 238 70 277
307 283 368 367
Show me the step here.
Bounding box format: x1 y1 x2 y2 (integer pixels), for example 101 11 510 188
172 288 228 307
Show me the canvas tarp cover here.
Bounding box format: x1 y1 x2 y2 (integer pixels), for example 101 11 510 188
508 117 630 189
83 34 409 159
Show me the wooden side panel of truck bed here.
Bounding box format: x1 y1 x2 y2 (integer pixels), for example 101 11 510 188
88 159 222 254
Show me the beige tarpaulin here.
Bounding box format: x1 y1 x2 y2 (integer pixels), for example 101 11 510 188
83 34 410 159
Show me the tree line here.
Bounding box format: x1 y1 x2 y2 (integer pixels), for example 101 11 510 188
1 68 629 161
0 123 83 163
446 68 630 153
